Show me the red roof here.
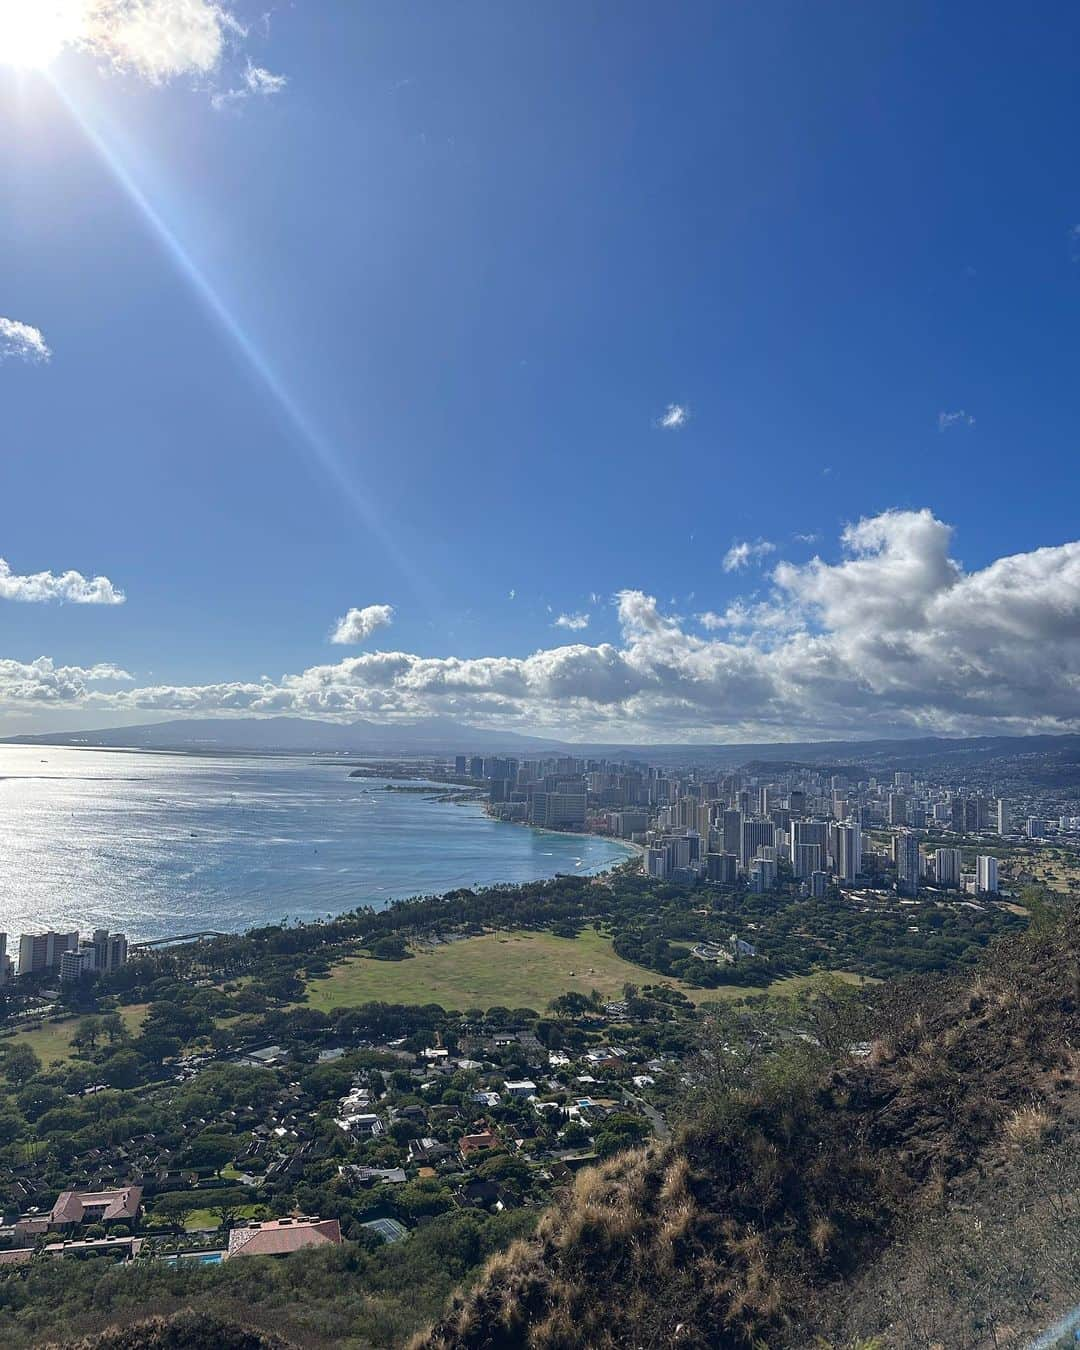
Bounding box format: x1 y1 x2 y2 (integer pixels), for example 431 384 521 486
50 1187 142 1226
227 1217 342 1258
459 1131 499 1156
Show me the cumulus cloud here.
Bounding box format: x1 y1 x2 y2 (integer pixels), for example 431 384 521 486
554 612 590 631
938 409 975 431
0 317 50 363
0 2 281 93
656 403 689 430
9 509 1080 741
0 657 132 706
330 603 394 645
722 539 776 572
0 558 125 605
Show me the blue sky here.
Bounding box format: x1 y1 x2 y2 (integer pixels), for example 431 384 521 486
1 1 1079 741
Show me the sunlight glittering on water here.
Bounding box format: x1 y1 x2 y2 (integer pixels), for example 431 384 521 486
0 746 633 942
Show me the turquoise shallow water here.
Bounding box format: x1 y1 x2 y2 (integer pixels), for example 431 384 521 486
0 746 634 943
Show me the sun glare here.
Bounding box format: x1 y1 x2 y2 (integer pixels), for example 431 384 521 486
0 0 82 71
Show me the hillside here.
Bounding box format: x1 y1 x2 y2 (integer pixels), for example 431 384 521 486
415 906 1080 1349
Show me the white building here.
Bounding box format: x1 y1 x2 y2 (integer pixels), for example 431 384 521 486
934 847 962 888
976 855 999 895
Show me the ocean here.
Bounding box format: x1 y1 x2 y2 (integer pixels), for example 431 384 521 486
0 745 634 943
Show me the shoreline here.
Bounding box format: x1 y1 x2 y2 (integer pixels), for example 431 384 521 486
479 805 643 877
0 749 639 943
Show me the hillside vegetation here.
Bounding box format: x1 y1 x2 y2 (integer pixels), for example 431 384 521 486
416 905 1080 1349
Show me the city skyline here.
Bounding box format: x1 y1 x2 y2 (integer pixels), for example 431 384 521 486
3 2 1080 742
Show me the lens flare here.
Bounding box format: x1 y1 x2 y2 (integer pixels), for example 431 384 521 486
0 0 84 70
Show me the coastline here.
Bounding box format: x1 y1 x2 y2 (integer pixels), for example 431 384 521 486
0 746 639 941
479 806 643 877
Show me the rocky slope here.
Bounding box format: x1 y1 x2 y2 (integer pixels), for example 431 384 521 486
416 907 1080 1349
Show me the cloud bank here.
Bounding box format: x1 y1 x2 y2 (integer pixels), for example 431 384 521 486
0 558 125 605
330 603 394 644
7 509 1080 741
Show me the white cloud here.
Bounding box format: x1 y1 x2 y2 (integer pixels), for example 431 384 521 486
0 2 282 93
722 539 776 572
938 409 975 431
554 612 590 631
212 58 287 108
330 603 394 645
0 558 125 605
95 0 228 81
0 656 132 706
508 589 516 600
0 317 50 363
10 510 1080 740
656 403 689 430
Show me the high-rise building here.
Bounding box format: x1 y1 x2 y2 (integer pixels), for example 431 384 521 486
18 930 79 977
894 831 920 897
60 949 88 983
976 855 999 895
705 852 738 884
454 756 467 776
809 870 829 898
793 842 824 880
722 809 742 857
888 793 908 826
834 822 862 882
934 847 962 888
739 819 775 870
996 799 1010 835
0 935 12 986
749 856 777 893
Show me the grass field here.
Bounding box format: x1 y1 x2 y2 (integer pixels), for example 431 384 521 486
1 1003 148 1066
1003 847 1080 896
183 1204 262 1231
304 928 703 1012
303 929 870 1013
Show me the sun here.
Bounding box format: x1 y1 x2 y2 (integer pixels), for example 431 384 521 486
0 0 83 71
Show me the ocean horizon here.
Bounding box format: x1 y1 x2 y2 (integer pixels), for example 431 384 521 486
0 746 635 944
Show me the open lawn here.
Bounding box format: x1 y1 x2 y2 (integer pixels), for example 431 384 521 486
1003 847 1080 897
303 929 869 1012
182 1204 262 1232
304 928 703 1012
1 1004 148 1067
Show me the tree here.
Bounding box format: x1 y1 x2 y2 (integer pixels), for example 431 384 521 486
154 1193 196 1233
2 1043 41 1086
0 1111 23 1146
100 1012 127 1043
72 1017 103 1054
212 1201 244 1230
99 1049 142 1089
178 1134 234 1174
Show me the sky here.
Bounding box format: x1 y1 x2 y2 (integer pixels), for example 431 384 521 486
1 0 1079 743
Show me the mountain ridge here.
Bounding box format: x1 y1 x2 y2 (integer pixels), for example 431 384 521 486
4 717 1080 767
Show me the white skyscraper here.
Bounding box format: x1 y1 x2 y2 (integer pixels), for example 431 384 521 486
934 847 962 888
976 855 999 895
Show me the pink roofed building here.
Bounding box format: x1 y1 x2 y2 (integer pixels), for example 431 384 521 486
49 1186 142 1229
226 1216 342 1259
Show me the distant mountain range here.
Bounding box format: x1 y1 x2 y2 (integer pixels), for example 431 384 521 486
0 716 562 755
3 716 1080 770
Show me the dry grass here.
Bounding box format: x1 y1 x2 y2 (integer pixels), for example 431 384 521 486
1002 1102 1053 1149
